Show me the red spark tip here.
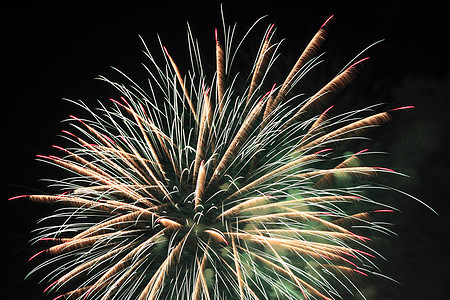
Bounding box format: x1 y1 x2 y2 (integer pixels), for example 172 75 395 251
351 233 371 242
139 103 149 117
120 96 130 107
259 88 274 102
38 237 55 241
353 269 368 277
319 254 332 260
267 83 277 95
215 28 218 43
52 145 66 152
61 130 77 138
352 148 369 157
83 287 93 300
8 195 29 201
375 167 396 173
29 249 46 261
56 192 69 201
347 57 370 70
163 46 170 57
266 23 275 38
339 256 358 267
389 105 415 112
356 249 376 258
374 209 394 213
314 148 333 155
69 115 81 122
43 280 58 293
101 133 116 145
316 212 335 217
109 98 122 106
52 296 64 300
320 15 334 29
320 105 334 117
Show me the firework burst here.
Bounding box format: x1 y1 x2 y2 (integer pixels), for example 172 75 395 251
17 10 417 300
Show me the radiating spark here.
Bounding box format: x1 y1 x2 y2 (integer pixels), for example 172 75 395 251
17 8 424 300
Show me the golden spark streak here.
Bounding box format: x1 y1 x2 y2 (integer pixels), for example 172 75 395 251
208 98 265 188
88 229 166 298
193 89 211 181
239 195 360 214
164 47 198 123
139 232 190 300
226 153 319 200
53 245 130 288
217 195 271 220
231 237 245 299
264 21 328 121
192 242 211 300
194 160 207 210
298 112 392 151
215 28 226 113
247 24 274 104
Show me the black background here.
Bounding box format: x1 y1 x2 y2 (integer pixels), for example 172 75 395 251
3 1 449 299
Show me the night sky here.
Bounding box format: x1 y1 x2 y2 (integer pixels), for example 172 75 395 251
3 1 449 299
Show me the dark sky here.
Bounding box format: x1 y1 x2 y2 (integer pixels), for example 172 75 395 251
3 1 449 299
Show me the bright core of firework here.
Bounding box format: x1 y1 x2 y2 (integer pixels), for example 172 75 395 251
18 11 413 300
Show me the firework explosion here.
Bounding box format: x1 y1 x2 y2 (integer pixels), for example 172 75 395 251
16 11 417 300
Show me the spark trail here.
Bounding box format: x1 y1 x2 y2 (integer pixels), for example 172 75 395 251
16 10 419 300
